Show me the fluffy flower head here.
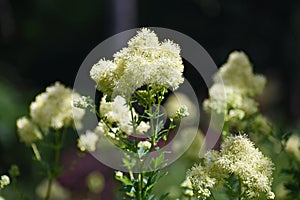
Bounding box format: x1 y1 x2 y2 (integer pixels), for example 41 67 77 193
99 95 150 136
90 28 184 98
187 135 275 199
90 59 118 94
100 95 133 134
137 141 152 150
187 151 222 199
203 51 270 134
214 51 266 96
217 135 275 199
77 130 99 152
29 82 85 132
0 175 10 190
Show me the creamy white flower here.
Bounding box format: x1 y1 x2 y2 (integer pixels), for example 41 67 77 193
136 121 150 135
73 96 93 109
29 82 85 132
184 189 194 197
217 135 275 199
175 105 189 119
77 130 99 152
94 121 106 135
115 171 123 179
187 135 275 199
137 141 152 150
90 59 118 95
213 51 266 96
0 175 10 190
187 164 217 199
106 130 119 140
187 150 225 199
203 51 271 134
204 84 258 118
180 177 193 189
100 95 134 134
127 28 160 49
90 28 184 98
16 116 43 144
164 92 197 122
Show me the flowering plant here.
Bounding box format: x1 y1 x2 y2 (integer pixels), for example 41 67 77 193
0 28 297 200
76 28 188 200
15 82 85 200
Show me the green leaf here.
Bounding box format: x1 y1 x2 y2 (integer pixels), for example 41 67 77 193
144 171 168 194
138 145 148 159
123 156 137 169
115 173 134 186
150 152 165 170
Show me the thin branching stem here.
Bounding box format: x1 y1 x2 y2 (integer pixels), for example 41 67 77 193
44 129 65 200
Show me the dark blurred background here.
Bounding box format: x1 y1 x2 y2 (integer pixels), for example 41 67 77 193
0 0 300 199
1 0 300 121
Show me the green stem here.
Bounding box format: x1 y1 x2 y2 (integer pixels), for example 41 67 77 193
129 100 138 147
136 157 146 200
134 86 166 199
146 85 156 148
238 178 242 200
155 100 162 141
222 122 231 141
138 172 143 200
129 170 134 180
45 177 53 200
44 130 65 200
31 143 41 161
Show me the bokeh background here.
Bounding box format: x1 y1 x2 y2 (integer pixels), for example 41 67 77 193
0 0 300 199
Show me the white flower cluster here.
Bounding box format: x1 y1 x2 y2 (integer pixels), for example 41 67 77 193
180 177 194 197
187 151 225 199
73 96 94 109
137 140 152 150
175 105 189 119
99 95 150 136
203 51 271 134
100 95 134 134
30 82 85 131
16 117 43 144
77 130 99 152
16 82 85 144
187 135 275 199
77 95 150 152
214 51 266 96
0 175 10 190
115 171 123 179
90 28 184 98
164 92 197 122
218 135 275 199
